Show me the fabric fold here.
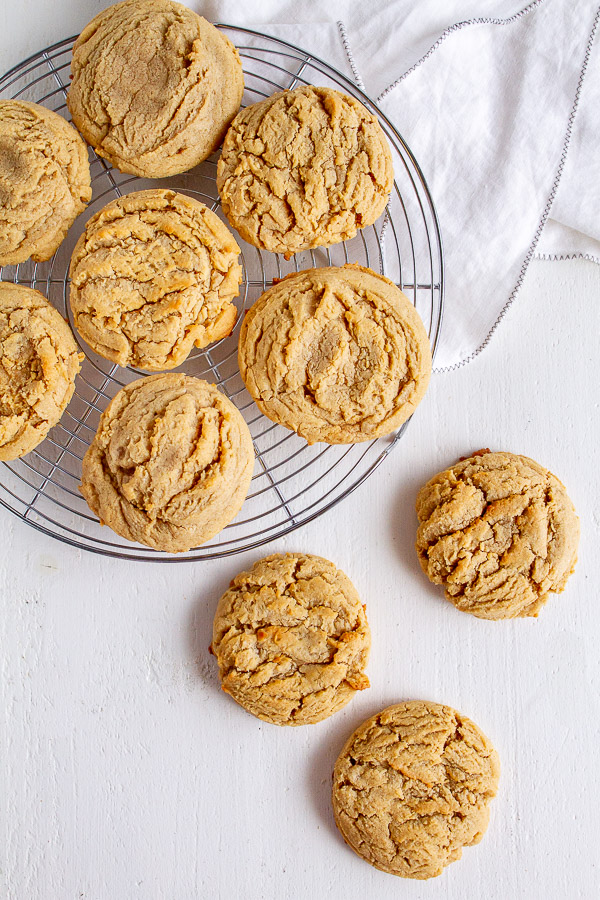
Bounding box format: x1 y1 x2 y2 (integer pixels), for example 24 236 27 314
377 0 599 367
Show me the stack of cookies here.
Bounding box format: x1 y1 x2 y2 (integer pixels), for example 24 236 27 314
0 0 581 882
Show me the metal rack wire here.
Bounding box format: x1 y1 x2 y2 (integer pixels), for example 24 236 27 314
0 26 444 561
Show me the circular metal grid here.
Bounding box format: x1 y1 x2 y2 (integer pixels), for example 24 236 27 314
0 26 444 561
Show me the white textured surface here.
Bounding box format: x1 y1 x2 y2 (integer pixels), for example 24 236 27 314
2 4 600 897
1 258 599 899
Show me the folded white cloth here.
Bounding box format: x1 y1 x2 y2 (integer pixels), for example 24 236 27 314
375 0 600 367
202 0 600 369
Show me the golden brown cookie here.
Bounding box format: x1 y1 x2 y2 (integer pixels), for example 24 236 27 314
69 189 242 370
332 701 500 879
0 101 91 266
238 265 431 444
416 451 580 619
211 553 370 725
67 0 244 178
0 284 82 460
80 373 254 552
217 85 393 255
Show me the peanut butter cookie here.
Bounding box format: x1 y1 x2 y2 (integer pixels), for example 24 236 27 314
67 0 244 178
238 265 431 444
69 189 242 370
0 284 82 460
80 373 254 552
211 553 370 725
416 451 579 618
217 85 393 255
0 101 91 266
332 701 500 879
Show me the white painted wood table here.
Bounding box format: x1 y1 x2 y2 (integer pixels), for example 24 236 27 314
1 5 599 899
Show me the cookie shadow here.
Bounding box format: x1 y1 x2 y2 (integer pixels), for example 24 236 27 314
387 462 422 570
186 567 234 691
388 465 445 608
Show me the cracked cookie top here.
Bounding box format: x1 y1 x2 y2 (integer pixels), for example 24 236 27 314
80 373 254 552
238 265 431 444
216 85 393 255
67 0 244 178
0 284 82 460
332 701 500 879
69 189 242 371
211 553 370 726
0 101 91 266
416 451 579 619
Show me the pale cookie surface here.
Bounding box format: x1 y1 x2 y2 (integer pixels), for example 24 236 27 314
332 701 500 879
217 85 393 255
0 284 81 460
67 0 244 178
80 373 254 552
0 101 91 266
69 190 242 370
211 553 370 725
416 451 579 619
238 265 431 444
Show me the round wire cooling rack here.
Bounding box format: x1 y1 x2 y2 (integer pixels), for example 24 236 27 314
0 26 444 562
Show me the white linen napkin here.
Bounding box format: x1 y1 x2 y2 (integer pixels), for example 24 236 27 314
199 0 600 369
375 0 600 368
